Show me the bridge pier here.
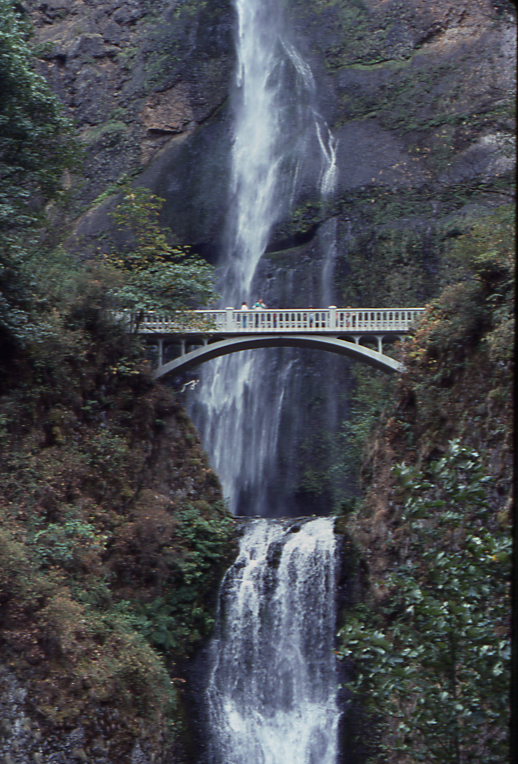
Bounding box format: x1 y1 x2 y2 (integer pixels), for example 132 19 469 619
157 338 164 367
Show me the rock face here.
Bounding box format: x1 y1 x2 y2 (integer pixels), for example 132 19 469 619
30 0 515 298
278 0 516 302
42 0 515 276
28 0 234 220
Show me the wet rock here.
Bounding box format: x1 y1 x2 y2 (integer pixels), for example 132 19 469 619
67 32 107 59
131 741 150 764
141 83 195 135
26 0 235 214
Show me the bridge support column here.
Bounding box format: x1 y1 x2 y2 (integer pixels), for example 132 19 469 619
376 335 384 353
180 339 186 356
157 338 164 367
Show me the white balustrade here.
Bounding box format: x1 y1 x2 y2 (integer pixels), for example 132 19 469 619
137 307 424 335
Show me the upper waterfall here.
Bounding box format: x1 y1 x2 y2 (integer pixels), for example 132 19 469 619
189 0 339 516
222 0 337 305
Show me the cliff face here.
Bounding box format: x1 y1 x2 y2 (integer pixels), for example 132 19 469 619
253 0 515 511
277 0 515 301
334 204 513 761
348 211 514 580
27 0 234 256
32 0 514 301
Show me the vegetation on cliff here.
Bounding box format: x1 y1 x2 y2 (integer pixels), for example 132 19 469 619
104 186 217 322
340 443 510 763
337 204 513 763
0 0 76 231
0 314 236 759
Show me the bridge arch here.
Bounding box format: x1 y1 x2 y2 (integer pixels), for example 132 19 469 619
152 335 402 379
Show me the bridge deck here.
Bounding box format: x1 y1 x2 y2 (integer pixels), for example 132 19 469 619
136 307 424 336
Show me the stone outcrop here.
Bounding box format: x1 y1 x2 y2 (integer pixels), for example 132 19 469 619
27 0 234 216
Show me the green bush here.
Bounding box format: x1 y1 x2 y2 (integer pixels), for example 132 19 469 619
338 441 510 763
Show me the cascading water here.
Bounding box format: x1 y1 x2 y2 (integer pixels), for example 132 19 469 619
206 518 340 764
189 0 339 516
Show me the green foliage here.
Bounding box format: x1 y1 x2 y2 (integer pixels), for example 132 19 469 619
103 187 218 325
406 205 514 368
0 1 77 354
449 207 514 355
132 504 236 653
33 518 105 567
338 441 511 763
335 365 397 505
0 341 235 750
0 237 126 372
0 0 76 230
0 517 176 727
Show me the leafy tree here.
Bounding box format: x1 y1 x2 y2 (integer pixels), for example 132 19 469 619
338 440 510 764
103 187 218 328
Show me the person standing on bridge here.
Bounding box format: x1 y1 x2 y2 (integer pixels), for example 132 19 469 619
252 298 267 326
241 300 249 328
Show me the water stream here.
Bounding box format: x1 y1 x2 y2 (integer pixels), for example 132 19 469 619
206 518 340 764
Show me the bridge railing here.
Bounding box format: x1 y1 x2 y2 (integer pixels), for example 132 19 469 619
137 307 424 334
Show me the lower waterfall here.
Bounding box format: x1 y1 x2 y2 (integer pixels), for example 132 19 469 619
205 517 340 764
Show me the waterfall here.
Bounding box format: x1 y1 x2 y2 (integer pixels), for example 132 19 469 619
206 517 340 764
189 0 339 516
190 5 343 758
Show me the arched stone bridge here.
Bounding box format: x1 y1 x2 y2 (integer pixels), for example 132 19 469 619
135 307 424 378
